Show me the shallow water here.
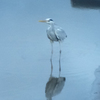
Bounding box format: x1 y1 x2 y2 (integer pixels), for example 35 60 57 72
0 0 100 100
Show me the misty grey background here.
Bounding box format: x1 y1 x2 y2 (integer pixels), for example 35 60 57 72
0 0 100 100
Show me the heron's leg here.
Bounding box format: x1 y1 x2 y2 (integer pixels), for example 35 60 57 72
59 41 61 54
50 55 53 77
50 41 53 60
50 41 53 73
59 41 61 76
51 42 53 58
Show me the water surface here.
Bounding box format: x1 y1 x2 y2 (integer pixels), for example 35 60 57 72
0 0 100 100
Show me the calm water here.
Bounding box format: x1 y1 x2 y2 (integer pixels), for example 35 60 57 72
0 0 100 100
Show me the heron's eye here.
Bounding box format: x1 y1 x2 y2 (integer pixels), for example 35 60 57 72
48 19 53 22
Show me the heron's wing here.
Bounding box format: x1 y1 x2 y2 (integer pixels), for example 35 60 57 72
55 26 67 41
46 28 58 41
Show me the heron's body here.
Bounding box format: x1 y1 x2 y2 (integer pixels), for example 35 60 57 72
46 24 67 42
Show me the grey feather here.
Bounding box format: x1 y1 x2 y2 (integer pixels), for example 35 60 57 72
46 24 67 42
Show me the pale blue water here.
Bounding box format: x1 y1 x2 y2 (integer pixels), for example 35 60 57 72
0 0 100 100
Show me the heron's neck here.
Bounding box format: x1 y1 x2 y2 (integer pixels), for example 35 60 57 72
49 23 55 28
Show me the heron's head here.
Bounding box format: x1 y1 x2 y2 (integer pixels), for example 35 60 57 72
39 18 54 24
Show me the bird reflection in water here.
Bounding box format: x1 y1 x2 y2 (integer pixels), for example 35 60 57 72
90 66 100 100
45 59 66 100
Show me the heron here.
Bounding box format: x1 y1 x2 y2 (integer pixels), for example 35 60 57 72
39 18 67 71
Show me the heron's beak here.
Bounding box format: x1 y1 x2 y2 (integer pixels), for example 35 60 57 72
39 20 46 22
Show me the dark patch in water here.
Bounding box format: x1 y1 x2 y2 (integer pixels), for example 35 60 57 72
71 0 100 9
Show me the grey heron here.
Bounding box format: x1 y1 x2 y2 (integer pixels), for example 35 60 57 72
39 18 67 71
